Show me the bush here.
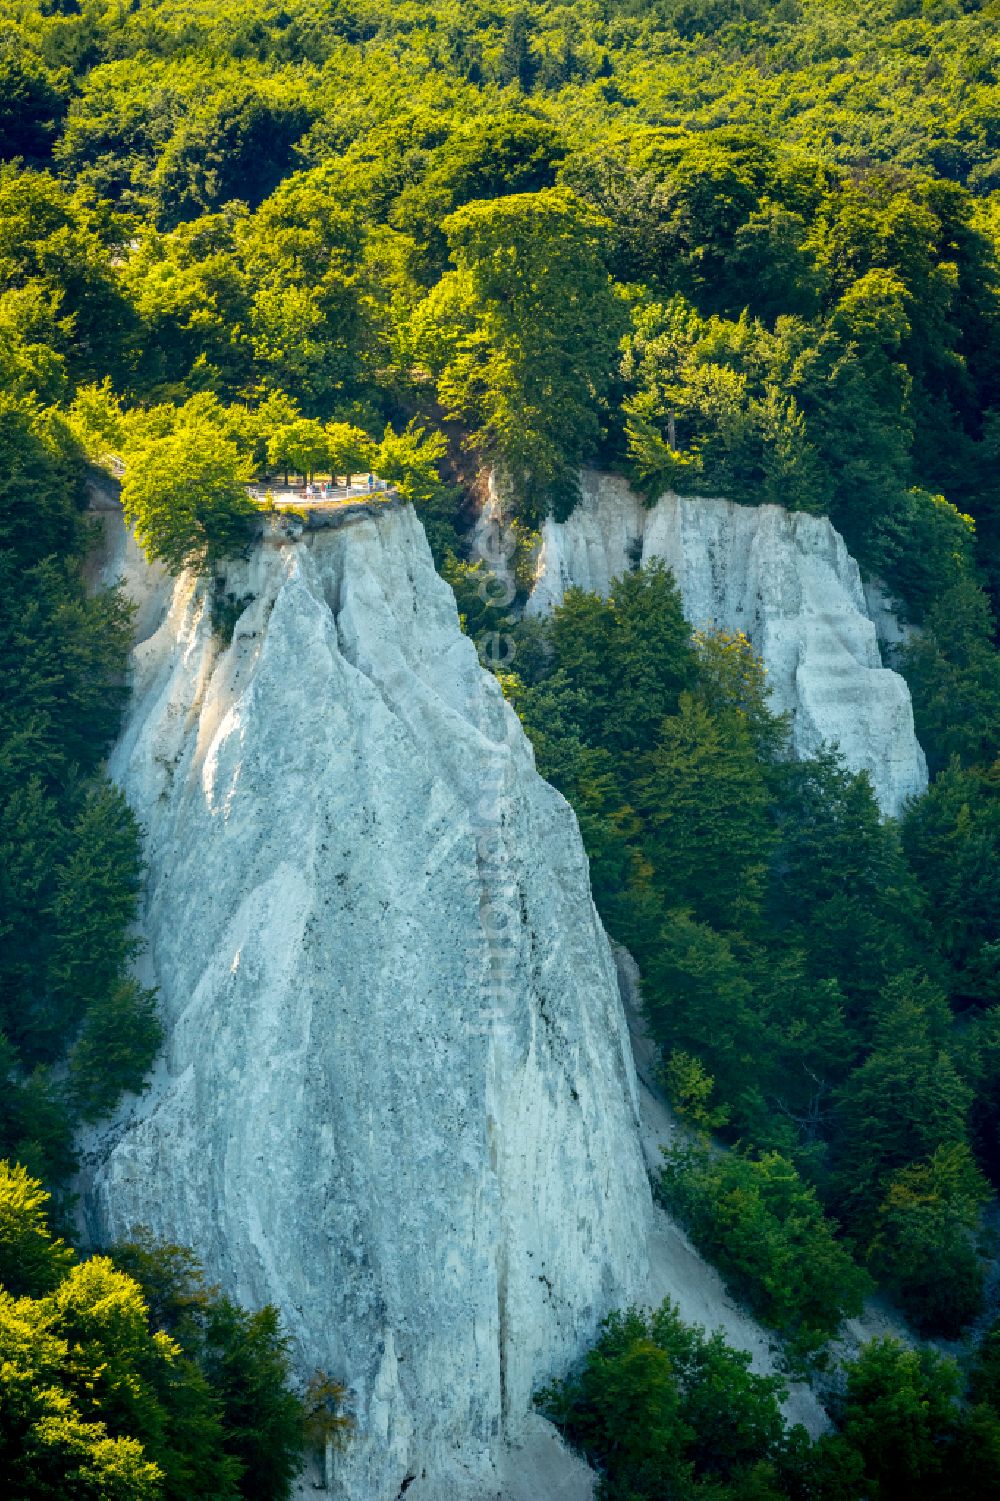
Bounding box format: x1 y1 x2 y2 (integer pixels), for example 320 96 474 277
867 1144 988 1336
659 1144 870 1357
538 1300 787 1500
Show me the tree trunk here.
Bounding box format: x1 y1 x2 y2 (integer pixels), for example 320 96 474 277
323 1435 334 1490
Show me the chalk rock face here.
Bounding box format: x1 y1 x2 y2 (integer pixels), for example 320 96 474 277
81 501 649 1501
526 471 927 816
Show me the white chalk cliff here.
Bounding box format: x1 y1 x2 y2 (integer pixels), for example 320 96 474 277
525 472 927 816
80 500 650 1501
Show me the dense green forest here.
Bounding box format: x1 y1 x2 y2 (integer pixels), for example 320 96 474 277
1 0 999 1494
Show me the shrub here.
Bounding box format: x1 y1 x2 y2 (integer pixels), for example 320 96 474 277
867 1143 988 1336
659 1144 870 1357
538 1300 787 1500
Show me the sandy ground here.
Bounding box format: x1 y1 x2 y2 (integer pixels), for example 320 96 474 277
498 1414 597 1501
293 1418 598 1501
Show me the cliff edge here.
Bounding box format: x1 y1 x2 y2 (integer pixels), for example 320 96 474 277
79 501 650 1500
525 472 927 816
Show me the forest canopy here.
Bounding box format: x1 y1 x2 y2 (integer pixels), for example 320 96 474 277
0 0 997 601
1 0 999 1493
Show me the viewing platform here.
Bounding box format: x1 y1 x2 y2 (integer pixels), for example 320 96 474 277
248 479 395 508
250 480 404 540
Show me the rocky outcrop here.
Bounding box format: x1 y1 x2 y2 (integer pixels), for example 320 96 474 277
79 501 650 1501
526 472 927 816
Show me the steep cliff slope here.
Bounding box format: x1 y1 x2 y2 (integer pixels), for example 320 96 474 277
80 500 650 1501
526 472 927 816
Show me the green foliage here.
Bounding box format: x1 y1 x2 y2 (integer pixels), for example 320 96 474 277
0 404 153 1190
507 561 700 939
902 758 1000 1006
766 752 927 1021
56 57 314 229
0 1286 164 1500
122 417 256 572
831 978 977 1231
538 1300 787 1500
506 565 989 1334
266 417 329 481
641 911 759 1105
967 1005 1000 1188
48 784 144 1034
68 981 162 1123
867 1143 988 1337
547 1305 1000 1501
0 395 82 564
390 112 563 275
622 296 826 514
152 85 313 227
0 1161 73 1298
0 165 136 384
691 630 789 761
831 1338 983 1500
0 0 998 1403
376 420 460 561
110 1234 306 1501
416 187 626 515
543 562 695 750
659 1144 870 1358
0 776 146 1069
441 513 538 650
0 50 69 165
635 693 774 930
662 1051 730 1133
49 1256 239 1501
971 1318 1000 1414
0 1166 306 1501
882 489 976 622
2 0 996 605
324 421 375 484
903 575 1000 772
239 171 369 409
